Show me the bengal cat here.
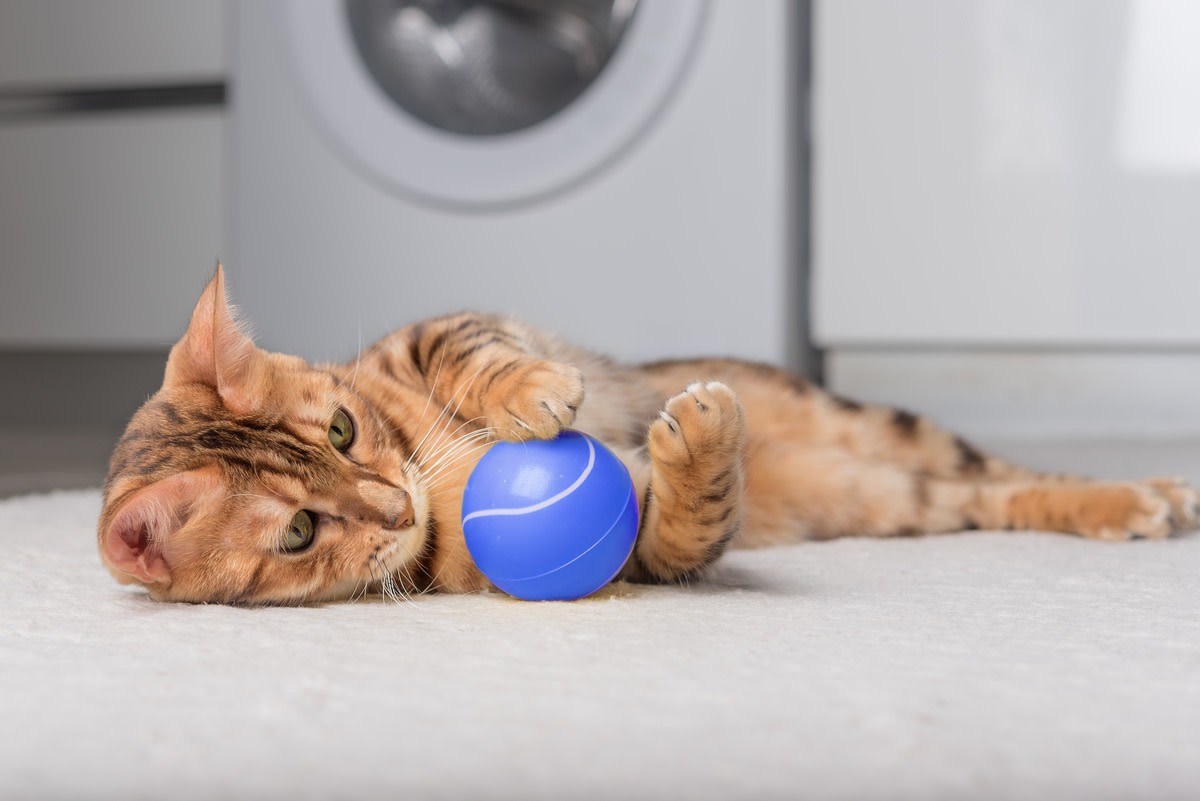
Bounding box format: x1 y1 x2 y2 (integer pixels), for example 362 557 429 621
97 269 1200 604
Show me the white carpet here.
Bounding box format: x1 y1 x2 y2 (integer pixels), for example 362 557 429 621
3 440 1199 801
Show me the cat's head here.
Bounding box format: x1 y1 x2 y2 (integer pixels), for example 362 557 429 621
97 268 428 604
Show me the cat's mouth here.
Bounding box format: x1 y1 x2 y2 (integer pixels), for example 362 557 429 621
375 540 410 572
373 518 429 576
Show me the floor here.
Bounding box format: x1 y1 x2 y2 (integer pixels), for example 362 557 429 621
2 437 1198 800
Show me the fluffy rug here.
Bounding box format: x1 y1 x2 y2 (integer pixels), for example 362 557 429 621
3 440 1199 800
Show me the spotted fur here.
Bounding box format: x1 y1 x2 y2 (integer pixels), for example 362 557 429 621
97 269 1200 604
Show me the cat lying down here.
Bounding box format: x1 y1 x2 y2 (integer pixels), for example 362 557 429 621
97 268 1200 604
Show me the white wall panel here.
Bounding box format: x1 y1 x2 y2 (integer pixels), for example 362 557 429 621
814 0 1200 346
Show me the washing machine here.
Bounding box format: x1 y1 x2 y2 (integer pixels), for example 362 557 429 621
231 0 805 368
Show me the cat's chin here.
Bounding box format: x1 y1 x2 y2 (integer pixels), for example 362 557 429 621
354 542 426 601
379 537 421 574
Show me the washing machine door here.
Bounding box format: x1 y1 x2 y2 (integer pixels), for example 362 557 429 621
288 1 707 208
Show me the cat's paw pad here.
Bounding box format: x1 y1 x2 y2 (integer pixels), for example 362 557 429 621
488 361 584 441
649 381 745 467
1141 477 1200 531
1084 485 1173 541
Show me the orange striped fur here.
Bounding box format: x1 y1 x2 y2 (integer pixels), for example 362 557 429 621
97 269 1200 604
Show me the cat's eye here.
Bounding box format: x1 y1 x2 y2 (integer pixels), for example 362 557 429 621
328 408 355 452
283 510 316 552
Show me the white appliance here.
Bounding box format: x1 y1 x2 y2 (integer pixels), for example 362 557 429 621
813 0 1200 436
231 0 806 369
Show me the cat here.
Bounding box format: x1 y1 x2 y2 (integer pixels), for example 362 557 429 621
97 268 1200 604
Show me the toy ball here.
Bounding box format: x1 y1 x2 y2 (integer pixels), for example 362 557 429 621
461 430 639 601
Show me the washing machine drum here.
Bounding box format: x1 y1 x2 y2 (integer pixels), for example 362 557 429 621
289 0 707 207
345 0 637 137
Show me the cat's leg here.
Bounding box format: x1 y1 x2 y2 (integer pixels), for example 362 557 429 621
621 381 748 583
990 480 1183 540
808 397 1199 530
738 442 1185 545
377 312 585 441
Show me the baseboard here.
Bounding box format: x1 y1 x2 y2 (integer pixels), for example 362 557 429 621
826 349 1200 439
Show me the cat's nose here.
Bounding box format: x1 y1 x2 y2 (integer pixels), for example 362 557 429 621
355 481 414 530
381 492 414 531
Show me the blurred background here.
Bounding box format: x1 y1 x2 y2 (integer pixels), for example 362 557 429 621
1 0 1198 496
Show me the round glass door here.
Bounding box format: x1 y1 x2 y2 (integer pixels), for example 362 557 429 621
345 0 640 137
288 1 706 207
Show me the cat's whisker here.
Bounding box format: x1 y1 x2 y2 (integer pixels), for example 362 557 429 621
382 557 406 602
367 547 437 612
425 418 495 451
410 417 490 475
367 555 385 602
380 563 399 605
396 577 423 609
404 358 482 471
330 338 382 395
421 441 494 490
420 416 492 460
419 448 493 494
424 556 454 597
423 439 493 480
375 558 397 605
393 576 420 608
418 428 496 478
409 363 491 467
409 429 493 494
346 573 365 603
350 320 363 392
398 563 424 599
413 417 471 471
378 572 395 605
405 343 452 469
425 424 496 456
353 555 382 602
406 402 463 473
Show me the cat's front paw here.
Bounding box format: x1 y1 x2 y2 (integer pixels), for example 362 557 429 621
486 361 584 441
634 381 746 582
649 381 746 468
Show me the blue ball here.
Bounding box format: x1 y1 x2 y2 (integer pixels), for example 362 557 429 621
461 430 639 601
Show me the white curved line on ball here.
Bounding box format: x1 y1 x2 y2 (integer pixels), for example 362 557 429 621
462 437 596 524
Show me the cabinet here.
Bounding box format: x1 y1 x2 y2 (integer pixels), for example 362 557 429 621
0 0 225 348
813 0 1200 435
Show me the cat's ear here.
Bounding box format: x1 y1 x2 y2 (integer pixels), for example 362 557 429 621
165 264 264 414
100 469 223 586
